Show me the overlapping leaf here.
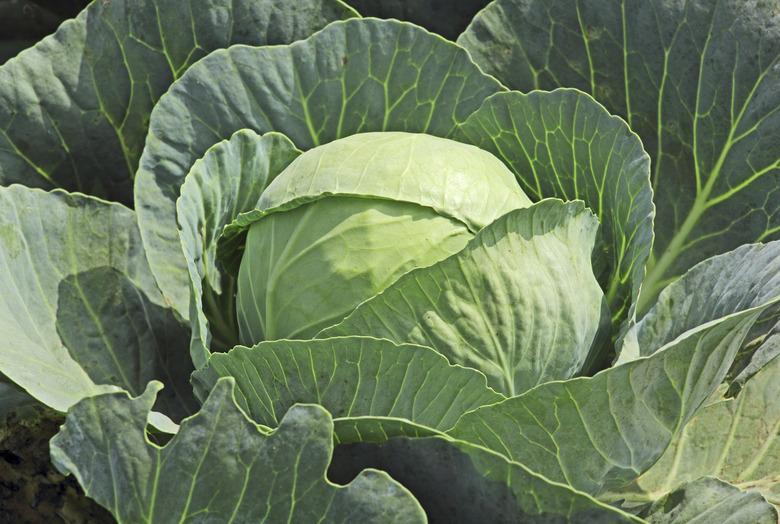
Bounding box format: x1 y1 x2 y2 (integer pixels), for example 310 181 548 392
453 89 653 331
330 435 642 523
0 0 354 203
221 132 531 344
242 131 530 235
0 185 195 417
177 130 301 365
322 199 605 396
135 17 505 319
459 0 780 307
449 300 775 495
638 477 778 524
51 379 426 523
611 354 780 508
191 336 503 431
620 241 780 373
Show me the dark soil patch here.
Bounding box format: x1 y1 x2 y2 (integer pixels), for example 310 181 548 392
0 409 113 524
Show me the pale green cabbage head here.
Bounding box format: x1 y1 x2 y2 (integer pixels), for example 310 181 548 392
236 132 531 342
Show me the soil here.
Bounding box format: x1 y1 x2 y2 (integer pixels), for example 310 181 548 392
0 409 113 524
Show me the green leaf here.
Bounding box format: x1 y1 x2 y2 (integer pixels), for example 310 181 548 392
454 89 653 331
610 354 780 508
329 434 642 523
321 199 605 396
190 336 503 431
177 130 301 365
0 0 354 204
332 416 442 444
449 300 776 496
732 330 779 391
639 477 778 524
55 267 196 419
51 378 427 523
458 0 780 308
620 241 780 366
0 186 195 416
135 17 504 319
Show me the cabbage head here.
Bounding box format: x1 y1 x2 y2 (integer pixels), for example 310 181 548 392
0 1 778 523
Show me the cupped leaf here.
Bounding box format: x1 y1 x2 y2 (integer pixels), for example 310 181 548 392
610 354 780 508
51 378 427 523
0 185 195 416
454 89 653 331
449 300 776 496
191 336 503 431
0 0 355 203
56 267 196 419
177 130 301 366
620 241 780 367
321 199 605 396
639 477 778 524
135 17 504 319
329 435 642 523
459 0 780 308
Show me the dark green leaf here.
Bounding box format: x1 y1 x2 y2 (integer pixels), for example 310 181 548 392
459 0 780 308
329 435 642 523
0 186 195 416
0 0 353 203
454 89 653 331
621 241 780 368
51 378 426 523
609 354 780 508
177 130 301 365
191 336 503 431
135 17 504 319
322 199 605 396
449 300 775 495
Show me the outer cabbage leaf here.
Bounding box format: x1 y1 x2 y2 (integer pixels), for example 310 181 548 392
322 199 605 396
732 329 780 391
609 354 780 508
50 378 426 523
177 130 301 366
454 89 653 332
639 477 778 524
190 336 503 431
135 17 504 319
0 185 195 417
459 0 780 308
449 299 777 496
0 0 355 204
620 241 780 374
